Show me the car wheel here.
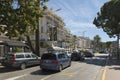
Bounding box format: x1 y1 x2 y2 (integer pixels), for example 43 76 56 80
58 65 63 72
20 63 26 70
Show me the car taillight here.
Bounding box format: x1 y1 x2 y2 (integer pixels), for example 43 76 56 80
52 60 58 64
12 54 16 62
40 60 43 63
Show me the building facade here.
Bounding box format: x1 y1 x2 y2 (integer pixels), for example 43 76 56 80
76 36 91 50
38 9 72 49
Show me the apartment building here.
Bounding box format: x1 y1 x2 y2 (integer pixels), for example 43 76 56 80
38 9 72 48
77 36 91 50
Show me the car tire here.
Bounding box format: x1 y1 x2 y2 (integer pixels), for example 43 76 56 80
58 65 63 72
20 63 26 70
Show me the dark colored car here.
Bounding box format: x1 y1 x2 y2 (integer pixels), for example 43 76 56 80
1 52 40 70
84 51 94 57
71 51 85 61
40 51 71 72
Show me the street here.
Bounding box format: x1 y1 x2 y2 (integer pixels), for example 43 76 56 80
0 54 108 80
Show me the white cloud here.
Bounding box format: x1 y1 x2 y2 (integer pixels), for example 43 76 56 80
58 0 78 17
78 7 95 19
66 19 95 29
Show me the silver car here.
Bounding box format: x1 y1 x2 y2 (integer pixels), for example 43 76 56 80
1 52 40 70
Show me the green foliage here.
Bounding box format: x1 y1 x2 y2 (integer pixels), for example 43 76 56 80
0 0 48 38
106 41 112 48
93 35 101 51
93 0 120 37
93 35 101 43
12 47 24 52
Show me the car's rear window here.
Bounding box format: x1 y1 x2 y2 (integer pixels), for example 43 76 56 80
41 54 56 60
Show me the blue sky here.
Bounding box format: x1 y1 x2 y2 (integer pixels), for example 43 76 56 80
46 0 116 42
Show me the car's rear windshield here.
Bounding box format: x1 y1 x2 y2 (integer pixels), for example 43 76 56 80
41 54 56 60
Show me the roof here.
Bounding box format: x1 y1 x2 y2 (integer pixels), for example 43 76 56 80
0 40 27 47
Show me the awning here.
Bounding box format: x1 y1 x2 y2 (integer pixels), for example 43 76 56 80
0 40 27 47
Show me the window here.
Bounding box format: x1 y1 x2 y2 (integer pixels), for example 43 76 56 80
31 54 37 58
25 54 31 58
58 54 66 59
41 54 56 60
41 26 43 33
16 54 24 58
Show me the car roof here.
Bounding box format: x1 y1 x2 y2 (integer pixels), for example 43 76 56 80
7 52 33 55
43 51 64 55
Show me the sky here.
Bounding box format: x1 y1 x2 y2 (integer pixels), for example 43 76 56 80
46 0 116 42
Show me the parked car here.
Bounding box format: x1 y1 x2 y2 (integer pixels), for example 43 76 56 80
84 51 94 57
1 52 40 70
40 51 71 72
71 51 85 61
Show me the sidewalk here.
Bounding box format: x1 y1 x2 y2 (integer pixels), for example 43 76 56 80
105 58 120 80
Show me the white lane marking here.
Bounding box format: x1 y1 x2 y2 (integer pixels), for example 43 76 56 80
40 75 52 80
5 74 28 80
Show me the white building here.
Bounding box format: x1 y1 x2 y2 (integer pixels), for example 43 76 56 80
76 36 91 50
38 9 72 48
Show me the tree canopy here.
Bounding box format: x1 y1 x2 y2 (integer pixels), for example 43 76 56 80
0 0 48 38
93 0 120 37
92 35 101 51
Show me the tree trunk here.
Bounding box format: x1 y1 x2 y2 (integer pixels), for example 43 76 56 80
26 36 36 54
117 34 120 59
35 27 40 56
26 28 40 57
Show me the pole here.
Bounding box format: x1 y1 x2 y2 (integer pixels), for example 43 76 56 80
35 0 43 56
117 34 120 59
35 0 40 56
35 26 40 56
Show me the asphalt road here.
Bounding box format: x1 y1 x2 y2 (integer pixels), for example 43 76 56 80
0 54 108 80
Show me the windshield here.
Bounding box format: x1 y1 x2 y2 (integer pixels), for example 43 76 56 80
41 54 56 60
